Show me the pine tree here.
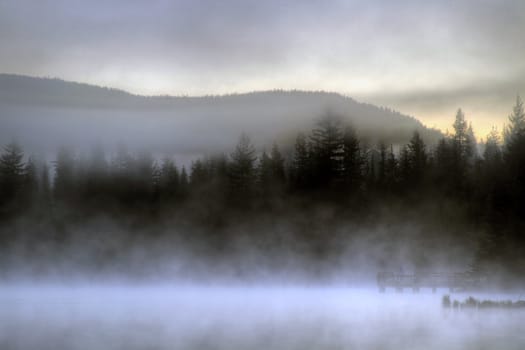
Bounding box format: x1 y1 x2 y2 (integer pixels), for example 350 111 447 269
229 133 257 200
504 95 525 151
270 143 286 185
452 109 475 169
0 142 25 207
406 131 427 185
53 146 76 202
341 126 362 193
159 157 180 199
179 166 189 197
399 145 410 187
466 123 478 162
483 127 502 164
190 159 209 188
309 113 343 187
257 150 273 193
23 156 39 204
502 95 525 219
385 145 398 190
377 142 388 187
39 163 52 209
292 133 310 190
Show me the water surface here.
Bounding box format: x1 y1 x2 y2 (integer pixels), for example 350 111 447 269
1 286 524 349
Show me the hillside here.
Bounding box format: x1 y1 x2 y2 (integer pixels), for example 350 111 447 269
0 74 442 157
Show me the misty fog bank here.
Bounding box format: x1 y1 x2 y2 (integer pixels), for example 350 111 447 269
2 286 525 350
0 199 478 285
0 74 441 158
1 79 525 289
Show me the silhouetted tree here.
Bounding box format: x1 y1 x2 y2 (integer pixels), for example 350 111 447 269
229 133 257 201
22 156 39 206
257 150 272 193
159 157 180 200
484 127 503 165
53 146 76 204
504 95 525 151
270 143 286 186
179 166 189 197
341 126 363 193
503 95 525 220
406 131 427 186
0 142 25 211
309 113 343 188
398 145 410 187
82 146 109 206
453 109 470 160
190 159 209 188
291 133 310 190
385 144 398 191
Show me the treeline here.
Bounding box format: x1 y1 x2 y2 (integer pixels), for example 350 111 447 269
1 96 525 278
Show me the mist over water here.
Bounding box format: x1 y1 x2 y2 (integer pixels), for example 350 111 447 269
1 285 524 350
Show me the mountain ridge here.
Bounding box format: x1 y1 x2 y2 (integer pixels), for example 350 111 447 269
0 74 442 156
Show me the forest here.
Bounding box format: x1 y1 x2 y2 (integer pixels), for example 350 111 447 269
0 96 524 284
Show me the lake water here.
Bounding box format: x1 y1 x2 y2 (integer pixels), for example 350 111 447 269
1 285 524 349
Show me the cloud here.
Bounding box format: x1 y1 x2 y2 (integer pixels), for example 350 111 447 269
0 0 524 131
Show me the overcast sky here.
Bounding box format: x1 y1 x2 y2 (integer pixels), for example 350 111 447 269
1 0 524 137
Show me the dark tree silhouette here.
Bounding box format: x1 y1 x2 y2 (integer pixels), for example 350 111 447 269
291 133 310 190
406 131 427 187
309 112 343 188
229 133 257 201
341 126 363 193
53 146 76 205
3 96 525 281
159 157 180 201
0 142 25 211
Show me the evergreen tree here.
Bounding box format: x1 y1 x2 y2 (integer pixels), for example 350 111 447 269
83 146 109 203
502 95 525 220
309 113 343 187
406 131 427 186
159 157 180 199
229 133 257 200
53 146 75 202
257 150 273 194
504 95 525 151
270 143 286 185
434 137 452 186
483 127 502 164
0 142 25 208
377 142 388 187
39 163 52 211
179 166 189 197
22 156 39 205
399 145 410 187
291 133 310 190
190 159 209 188
341 126 362 192
466 123 478 162
385 145 398 191
453 109 469 160
449 109 473 191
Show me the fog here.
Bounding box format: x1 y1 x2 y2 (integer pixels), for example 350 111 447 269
0 74 441 160
1 73 524 350
1 285 524 350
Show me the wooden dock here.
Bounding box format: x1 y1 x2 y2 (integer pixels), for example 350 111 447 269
376 271 485 293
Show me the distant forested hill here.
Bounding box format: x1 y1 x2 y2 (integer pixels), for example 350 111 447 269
0 74 442 157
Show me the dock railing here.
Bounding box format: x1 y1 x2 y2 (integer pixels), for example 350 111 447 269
376 271 485 293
